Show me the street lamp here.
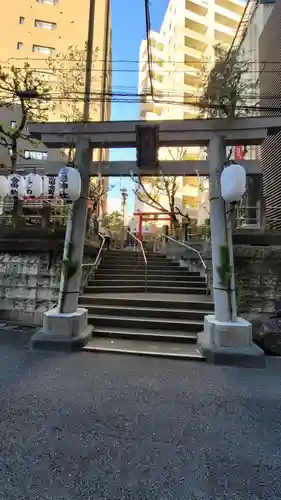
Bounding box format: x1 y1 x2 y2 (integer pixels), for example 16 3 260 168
120 187 128 248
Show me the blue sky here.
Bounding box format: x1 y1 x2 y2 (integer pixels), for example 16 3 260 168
108 0 170 214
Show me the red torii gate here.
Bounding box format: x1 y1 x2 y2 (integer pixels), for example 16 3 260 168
133 211 172 241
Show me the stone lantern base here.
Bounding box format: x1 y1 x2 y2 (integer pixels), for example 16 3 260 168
30 307 93 351
197 315 266 368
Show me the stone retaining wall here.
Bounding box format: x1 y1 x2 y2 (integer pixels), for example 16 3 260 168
235 246 281 314
202 245 281 315
0 252 94 325
163 243 281 316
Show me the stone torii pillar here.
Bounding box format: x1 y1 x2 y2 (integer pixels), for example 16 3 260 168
197 136 265 367
31 139 94 349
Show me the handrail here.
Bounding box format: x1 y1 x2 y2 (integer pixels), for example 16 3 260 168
161 233 211 295
161 234 206 270
81 233 106 286
127 230 148 292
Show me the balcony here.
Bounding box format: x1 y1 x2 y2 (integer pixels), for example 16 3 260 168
140 105 162 118
184 71 201 88
214 28 233 44
215 0 244 17
215 21 236 37
184 28 208 49
184 53 205 72
185 36 206 56
183 176 200 188
184 90 198 102
184 107 198 119
215 12 239 30
182 183 200 198
185 0 208 17
149 38 164 52
182 194 199 209
215 4 241 23
185 17 207 36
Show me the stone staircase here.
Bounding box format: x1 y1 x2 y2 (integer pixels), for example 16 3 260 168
80 250 213 360
84 250 208 294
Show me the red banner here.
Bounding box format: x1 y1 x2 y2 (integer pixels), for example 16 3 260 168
234 145 244 161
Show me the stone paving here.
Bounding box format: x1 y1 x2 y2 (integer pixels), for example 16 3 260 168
0 330 281 499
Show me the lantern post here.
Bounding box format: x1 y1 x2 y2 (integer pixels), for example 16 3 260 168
59 140 92 314
206 136 230 323
120 187 128 248
31 140 94 349
197 135 265 367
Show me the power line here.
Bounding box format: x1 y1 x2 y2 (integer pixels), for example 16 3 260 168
1 90 277 112
0 87 276 99
4 66 281 75
3 56 281 65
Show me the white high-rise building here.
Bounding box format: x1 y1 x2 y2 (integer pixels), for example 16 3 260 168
136 0 245 225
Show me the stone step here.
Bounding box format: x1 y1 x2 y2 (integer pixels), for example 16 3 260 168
80 303 210 321
89 279 206 289
84 285 207 294
87 313 203 332
98 268 190 274
96 269 201 276
91 274 206 283
83 337 205 361
91 326 198 342
103 254 166 260
79 294 214 311
101 260 179 269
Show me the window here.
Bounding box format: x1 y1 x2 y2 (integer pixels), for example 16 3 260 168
10 121 16 128
32 45 55 55
17 42 23 50
36 0 59 4
19 16 25 24
35 19 57 30
24 150 48 161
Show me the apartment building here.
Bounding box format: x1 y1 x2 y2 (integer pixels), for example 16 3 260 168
0 0 112 212
136 0 244 225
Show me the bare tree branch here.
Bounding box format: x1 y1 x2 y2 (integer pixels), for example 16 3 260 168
132 175 167 212
0 62 50 172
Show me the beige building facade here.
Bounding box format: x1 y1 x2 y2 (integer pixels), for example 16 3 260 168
0 0 112 212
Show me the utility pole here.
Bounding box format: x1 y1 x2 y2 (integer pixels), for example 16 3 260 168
83 0 95 121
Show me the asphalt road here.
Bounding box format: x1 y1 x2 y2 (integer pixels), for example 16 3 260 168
1 333 281 499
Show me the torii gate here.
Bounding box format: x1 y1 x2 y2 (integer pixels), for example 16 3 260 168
133 211 172 241
28 116 280 366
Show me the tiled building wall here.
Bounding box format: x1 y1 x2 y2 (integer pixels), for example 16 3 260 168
259 0 281 228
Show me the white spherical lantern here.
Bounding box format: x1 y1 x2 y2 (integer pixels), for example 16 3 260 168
221 163 246 203
43 175 58 199
25 173 43 198
0 176 8 198
57 166 81 202
7 174 25 199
